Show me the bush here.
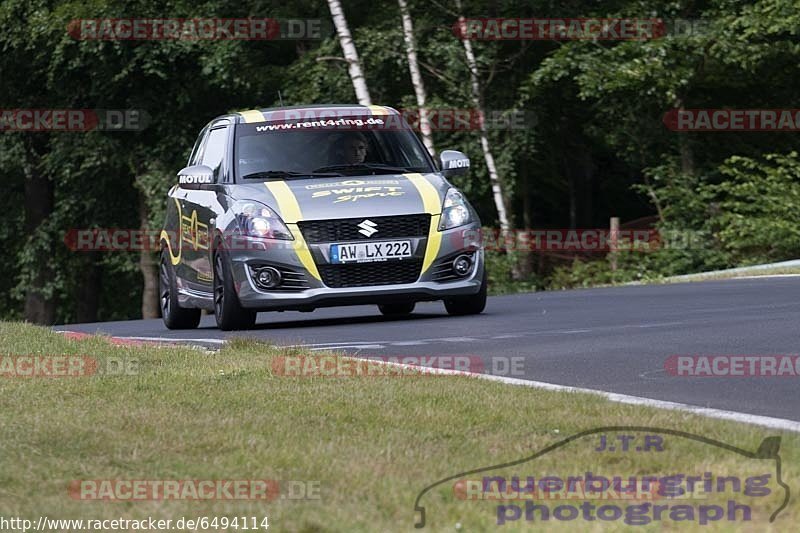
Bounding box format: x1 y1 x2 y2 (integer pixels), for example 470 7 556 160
484 249 539 295
708 151 800 264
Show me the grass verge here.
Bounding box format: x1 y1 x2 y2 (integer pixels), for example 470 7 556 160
1 322 798 531
661 266 800 283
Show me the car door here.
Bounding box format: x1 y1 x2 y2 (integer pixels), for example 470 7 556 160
186 122 231 290
173 125 209 286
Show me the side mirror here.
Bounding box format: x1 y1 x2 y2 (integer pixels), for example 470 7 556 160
177 165 213 189
439 150 470 177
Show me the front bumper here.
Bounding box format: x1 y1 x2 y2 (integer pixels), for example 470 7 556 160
228 222 484 311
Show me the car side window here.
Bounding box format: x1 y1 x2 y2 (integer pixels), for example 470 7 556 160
188 128 209 166
201 127 228 177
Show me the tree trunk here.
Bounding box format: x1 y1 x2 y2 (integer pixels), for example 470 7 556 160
564 137 595 228
518 166 534 278
139 189 160 319
567 171 577 229
23 140 56 325
327 0 372 105
642 170 665 222
579 145 594 227
75 253 101 323
454 2 511 232
397 0 435 155
674 100 695 175
679 135 694 175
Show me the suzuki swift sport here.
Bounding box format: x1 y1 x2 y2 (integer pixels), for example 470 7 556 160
159 105 485 330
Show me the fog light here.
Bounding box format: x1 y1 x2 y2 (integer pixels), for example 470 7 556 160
452 254 473 277
254 267 282 289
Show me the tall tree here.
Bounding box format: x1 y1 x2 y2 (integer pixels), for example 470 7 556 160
327 0 372 105
1 0 60 324
454 0 511 232
397 0 435 154
22 137 56 324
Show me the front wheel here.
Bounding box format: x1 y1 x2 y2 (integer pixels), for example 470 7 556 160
160 250 201 329
213 249 257 331
444 269 487 316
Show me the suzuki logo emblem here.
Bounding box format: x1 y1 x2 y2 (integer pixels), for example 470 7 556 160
357 219 378 237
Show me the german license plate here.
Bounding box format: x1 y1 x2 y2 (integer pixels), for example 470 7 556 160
330 241 412 264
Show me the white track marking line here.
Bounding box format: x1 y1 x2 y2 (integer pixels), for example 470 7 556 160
626 322 684 329
96 319 686 350
65 330 800 432
288 329 593 348
58 332 227 345
346 357 800 433
639 369 668 380
735 274 800 279
310 344 385 351
121 336 226 345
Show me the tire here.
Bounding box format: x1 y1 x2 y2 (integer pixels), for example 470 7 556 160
378 302 416 316
160 250 201 329
213 249 257 331
444 268 487 316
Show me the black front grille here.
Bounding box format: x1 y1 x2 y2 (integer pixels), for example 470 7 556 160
298 214 430 243
318 259 422 288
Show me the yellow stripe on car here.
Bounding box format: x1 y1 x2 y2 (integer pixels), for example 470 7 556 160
405 173 442 274
367 105 390 116
264 181 321 280
265 181 302 223
239 110 266 123
160 198 183 265
287 225 321 281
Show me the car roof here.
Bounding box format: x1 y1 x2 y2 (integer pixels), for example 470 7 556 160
212 104 400 125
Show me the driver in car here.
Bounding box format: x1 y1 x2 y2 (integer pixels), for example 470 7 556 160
330 132 368 165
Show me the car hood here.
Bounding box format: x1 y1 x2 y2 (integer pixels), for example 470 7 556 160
230 172 449 222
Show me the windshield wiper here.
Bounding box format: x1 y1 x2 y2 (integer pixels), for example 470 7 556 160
311 163 411 174
242 170 342 180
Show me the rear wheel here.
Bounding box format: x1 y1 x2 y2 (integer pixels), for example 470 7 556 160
378 302 416 316
213 249 257 331
160 250 201 329
444 269 487 316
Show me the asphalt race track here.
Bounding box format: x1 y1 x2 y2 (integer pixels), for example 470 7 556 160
56 277 800 423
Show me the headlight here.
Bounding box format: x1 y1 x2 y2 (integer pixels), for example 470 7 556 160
438 188 473 230
234 200 293 240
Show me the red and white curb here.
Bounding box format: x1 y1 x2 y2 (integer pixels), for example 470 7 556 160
58 330 161 346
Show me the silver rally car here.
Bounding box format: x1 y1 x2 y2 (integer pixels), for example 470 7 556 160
159 105 485 330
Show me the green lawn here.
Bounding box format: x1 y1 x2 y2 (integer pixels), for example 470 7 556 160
0 322 797 531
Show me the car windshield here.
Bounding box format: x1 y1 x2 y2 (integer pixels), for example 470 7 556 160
234 116 433 180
